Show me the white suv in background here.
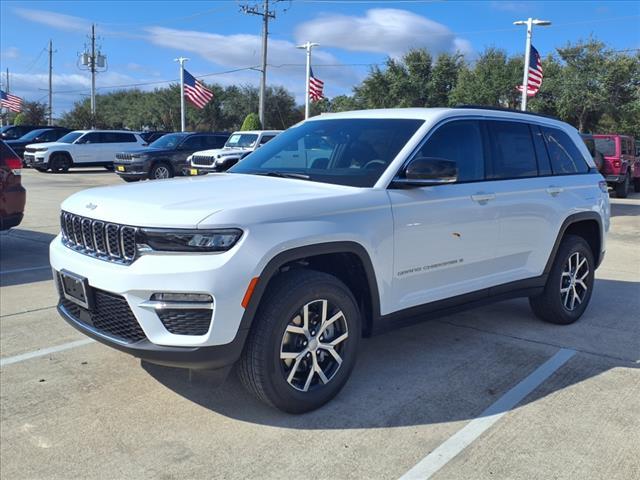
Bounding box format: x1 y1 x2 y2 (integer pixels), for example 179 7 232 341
187 130 282 175
50 107 609 413
24 130 145 173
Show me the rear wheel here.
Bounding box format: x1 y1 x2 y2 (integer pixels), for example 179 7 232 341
149 162 173 180
50 154 71 173
615 173 629 198
529 234 595 325
238 269 361 413
633 177 640 193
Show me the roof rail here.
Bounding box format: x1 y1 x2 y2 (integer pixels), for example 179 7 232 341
453 105 560 121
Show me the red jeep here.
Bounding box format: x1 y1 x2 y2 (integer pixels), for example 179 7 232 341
594 134 639 198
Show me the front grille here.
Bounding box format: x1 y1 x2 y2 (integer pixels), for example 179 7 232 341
191 155 215 166
115 152 134 162
157 309 212 336
60 211 138 265
59 284 146 344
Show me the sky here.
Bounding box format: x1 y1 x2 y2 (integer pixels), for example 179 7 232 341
1 0 639 116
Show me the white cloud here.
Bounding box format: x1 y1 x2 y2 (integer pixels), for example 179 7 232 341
489 1 536 12
144 27 363 100
1 47 20 60
13 8 89 33
295 9 473 58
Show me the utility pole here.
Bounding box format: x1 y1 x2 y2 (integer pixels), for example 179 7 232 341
514 17 551 111
90 24 96 121
174 57 189 132
296 42 319 120
48 39 53 126
79 24 106 128
242 0 276 128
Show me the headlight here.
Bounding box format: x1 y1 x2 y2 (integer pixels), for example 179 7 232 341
138 228 243 252
37 147 48 152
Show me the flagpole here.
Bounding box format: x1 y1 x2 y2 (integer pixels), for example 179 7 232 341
514 18 551 111
174 57 189 132
296 42 319 120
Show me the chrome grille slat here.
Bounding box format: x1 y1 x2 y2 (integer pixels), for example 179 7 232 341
60 211 137 265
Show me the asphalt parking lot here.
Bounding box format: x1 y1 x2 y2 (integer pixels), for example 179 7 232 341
1 169 639 480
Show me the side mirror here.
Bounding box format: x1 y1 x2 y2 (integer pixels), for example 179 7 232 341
394 157 458 187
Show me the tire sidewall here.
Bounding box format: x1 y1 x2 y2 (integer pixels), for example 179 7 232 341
149 162 173 180
259 275 361 413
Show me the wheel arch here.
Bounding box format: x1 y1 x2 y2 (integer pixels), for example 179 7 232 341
50 150 74 163
544 212 604 273
239 241 381 337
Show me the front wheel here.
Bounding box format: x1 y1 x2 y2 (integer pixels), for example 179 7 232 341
238 270 361 413
50 154 71 173
149 162 173 180
529 234 595 325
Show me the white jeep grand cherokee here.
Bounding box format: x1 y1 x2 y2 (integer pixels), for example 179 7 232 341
51 107 610 413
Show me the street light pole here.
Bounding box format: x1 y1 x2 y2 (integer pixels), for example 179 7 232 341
296 41 319 120
174 57 189 132
514 18 551 111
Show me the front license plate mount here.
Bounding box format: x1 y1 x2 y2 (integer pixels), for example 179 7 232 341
59 270 93 310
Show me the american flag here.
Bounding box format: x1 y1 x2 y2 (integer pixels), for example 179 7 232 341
183 69 214 109
0 89 23 112
309 68 324 102
517 45 543 97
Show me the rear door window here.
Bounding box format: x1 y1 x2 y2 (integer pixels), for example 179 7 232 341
486 121 538 179
417 120 485 182
541 127 589 175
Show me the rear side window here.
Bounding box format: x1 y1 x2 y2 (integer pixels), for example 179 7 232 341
621 138 632 155
181 136 204 150
418 120 485 182
103 132 137 143
203 135 225 148
541 127 589 175
486 121 538 179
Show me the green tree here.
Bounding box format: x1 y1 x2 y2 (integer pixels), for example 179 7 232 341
13 101 47 125
241 112 262 130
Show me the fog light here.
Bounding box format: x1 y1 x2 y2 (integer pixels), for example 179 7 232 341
151 293 213 303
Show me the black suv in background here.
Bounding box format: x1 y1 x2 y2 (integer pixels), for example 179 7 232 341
6 127 71 158
114 132 230 181
0 125 51 140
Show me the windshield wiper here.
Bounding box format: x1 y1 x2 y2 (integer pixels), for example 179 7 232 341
256 171 311 180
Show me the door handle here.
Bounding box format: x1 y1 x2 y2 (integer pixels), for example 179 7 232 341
471 193 496 205
546 186 564 197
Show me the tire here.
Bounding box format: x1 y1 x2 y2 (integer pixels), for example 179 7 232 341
634 177 640 193
615 173 629 198
238 269 361 413
50 153 71 173
148 162 173 180
121 177 141 183
34 167 47 173
529 234 595 325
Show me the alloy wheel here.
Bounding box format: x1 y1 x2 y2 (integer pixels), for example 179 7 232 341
154 166 170 179
279 299 349 392
560 252 589 311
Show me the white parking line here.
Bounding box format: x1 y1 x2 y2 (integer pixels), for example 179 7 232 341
1 265 51 274
399 348 576 480
0 339 95 367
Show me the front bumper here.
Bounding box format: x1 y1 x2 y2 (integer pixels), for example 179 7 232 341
23 153 47 167
58 302 247 369
50 236 253 349
114 161 149 178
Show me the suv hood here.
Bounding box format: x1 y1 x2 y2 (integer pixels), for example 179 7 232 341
61 173 362 228
25 141 69 150
193 147 248 157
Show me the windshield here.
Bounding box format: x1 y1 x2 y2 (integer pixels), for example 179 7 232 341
229 118 424 187
58 132 84 144
149 133 187 149
225 133 259 148
19 129 50 141
594 138 616 156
